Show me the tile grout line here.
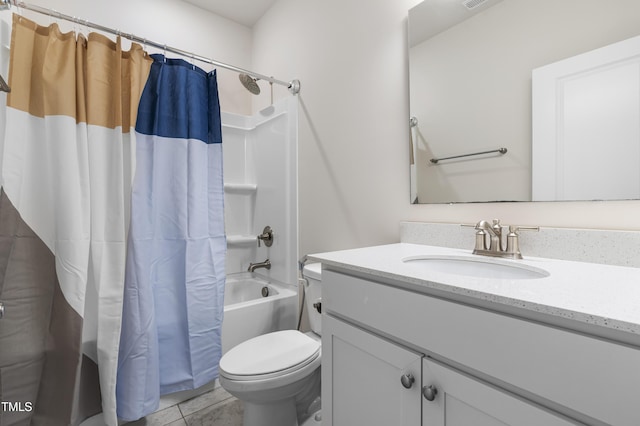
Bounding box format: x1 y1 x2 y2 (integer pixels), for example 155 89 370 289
176 393 238 424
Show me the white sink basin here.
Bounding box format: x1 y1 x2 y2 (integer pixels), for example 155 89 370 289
402 255 550 280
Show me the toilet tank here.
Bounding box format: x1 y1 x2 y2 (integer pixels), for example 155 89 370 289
302 263 322 335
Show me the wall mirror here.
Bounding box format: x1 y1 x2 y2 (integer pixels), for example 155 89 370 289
408 0 640 204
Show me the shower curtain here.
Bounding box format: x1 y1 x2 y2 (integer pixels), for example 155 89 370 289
0 14 225 426
116 55 226 420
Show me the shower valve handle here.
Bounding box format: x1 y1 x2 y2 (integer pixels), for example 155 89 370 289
257 226 274 247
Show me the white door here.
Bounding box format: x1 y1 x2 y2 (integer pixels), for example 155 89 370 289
532 35 640 201
322 315 422 426
422 357 580 426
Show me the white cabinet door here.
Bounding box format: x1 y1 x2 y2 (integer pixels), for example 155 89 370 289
322 315 422 426
422 358 580 426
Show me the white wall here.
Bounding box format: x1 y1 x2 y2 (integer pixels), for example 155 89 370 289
0 0 254 114
252 0 420 255
252 0 640 257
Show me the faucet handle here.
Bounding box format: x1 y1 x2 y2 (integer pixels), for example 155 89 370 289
257 226 274 247
461 223 488 251
505 225 539 259
508 225 540 233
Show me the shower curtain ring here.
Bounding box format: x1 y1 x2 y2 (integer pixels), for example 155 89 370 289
11 0 23 19
52 9 61 25
163 44 167 62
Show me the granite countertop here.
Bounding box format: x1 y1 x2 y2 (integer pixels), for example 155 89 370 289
309 243 640 338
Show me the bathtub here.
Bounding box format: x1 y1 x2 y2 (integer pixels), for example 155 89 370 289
222 272 298 354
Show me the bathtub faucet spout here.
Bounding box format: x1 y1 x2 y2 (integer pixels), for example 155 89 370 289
248 259 271 272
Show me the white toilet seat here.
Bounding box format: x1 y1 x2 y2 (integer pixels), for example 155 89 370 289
219 330 321 382
221 350 320 381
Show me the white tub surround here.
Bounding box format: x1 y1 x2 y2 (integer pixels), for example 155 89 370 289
222 97 299 286
313 244 640 426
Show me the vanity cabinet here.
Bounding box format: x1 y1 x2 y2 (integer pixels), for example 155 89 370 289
323 315 421 426
323 315 574 426
422 358 575 426
321 269 640 426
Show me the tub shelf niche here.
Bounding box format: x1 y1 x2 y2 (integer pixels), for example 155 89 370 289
227 235 257 247
224 183 257 195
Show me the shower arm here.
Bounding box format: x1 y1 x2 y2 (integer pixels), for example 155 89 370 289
0 0 301 94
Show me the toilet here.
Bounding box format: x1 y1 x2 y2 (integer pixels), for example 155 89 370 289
219 263 323 426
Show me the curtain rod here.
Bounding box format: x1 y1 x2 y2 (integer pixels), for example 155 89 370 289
0 0 301 94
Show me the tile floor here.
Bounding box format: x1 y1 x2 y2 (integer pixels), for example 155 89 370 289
124 387 243 426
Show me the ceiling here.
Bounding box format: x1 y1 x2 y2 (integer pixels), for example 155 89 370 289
182 0 279 27
408 0 503 47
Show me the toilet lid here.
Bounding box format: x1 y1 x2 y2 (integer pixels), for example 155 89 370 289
220 330 321 376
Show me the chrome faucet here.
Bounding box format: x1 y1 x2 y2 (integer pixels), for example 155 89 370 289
464 219 539 259
248 259 271 272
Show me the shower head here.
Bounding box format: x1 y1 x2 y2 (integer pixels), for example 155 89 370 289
239 74 261 95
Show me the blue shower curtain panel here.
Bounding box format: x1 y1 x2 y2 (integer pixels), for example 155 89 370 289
116 55 226 421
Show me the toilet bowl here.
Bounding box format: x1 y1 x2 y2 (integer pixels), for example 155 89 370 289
219 263 323 426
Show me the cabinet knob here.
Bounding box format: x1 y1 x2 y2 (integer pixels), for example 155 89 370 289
400 374 415 389
422 385 438 401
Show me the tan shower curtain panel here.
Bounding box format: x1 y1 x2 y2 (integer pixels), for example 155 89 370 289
0 15 151 425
